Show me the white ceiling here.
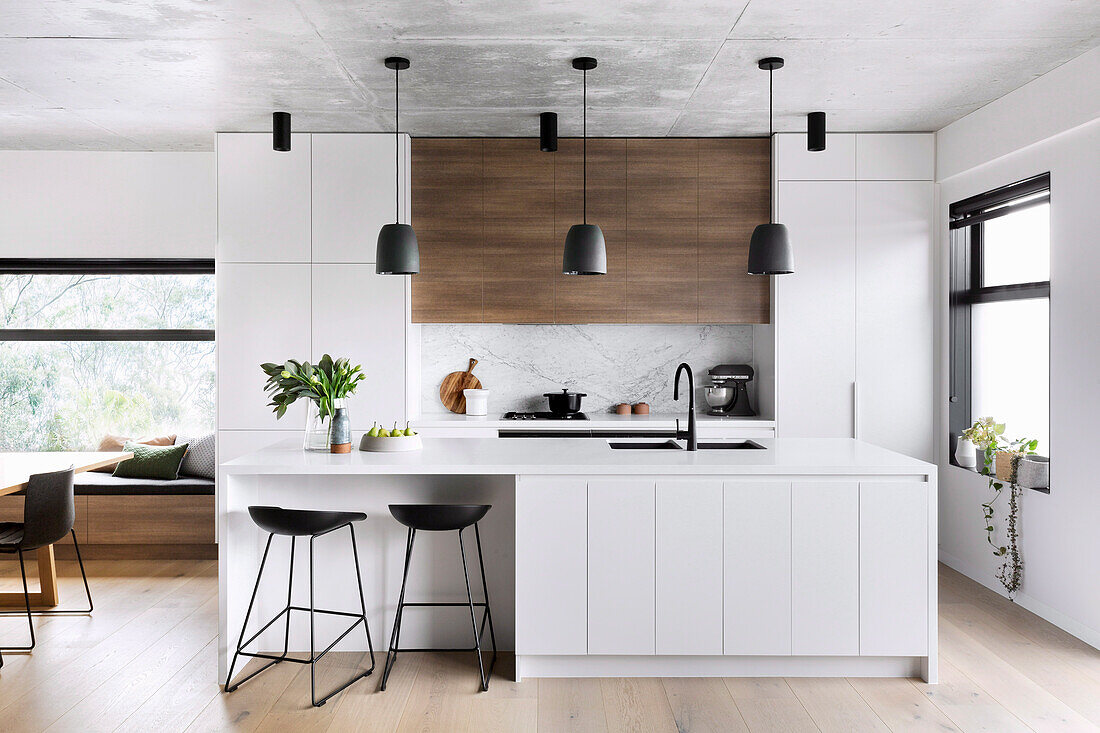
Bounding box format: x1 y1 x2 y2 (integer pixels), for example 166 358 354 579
1 0 1097 150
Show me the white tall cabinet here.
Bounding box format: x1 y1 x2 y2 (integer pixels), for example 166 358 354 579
775 133 935 460
216 132 411 464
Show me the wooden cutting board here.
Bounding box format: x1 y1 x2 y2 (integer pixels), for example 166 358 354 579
439 358 483 414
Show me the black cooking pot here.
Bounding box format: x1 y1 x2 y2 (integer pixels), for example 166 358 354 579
544 389 586 415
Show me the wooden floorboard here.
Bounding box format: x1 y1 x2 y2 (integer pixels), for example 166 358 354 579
0 560 1098 732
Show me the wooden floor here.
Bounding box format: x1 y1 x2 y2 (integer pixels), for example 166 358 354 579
0 560 1098 732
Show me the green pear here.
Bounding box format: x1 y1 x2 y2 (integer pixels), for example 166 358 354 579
377 426 391 437
403 421 415 437
367 422 380 438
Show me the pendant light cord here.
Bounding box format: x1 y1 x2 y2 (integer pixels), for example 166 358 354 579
394 64 400 224
583 67 587 225
768 66 774 224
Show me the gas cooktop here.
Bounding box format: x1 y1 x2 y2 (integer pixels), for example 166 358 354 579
501 411 590 421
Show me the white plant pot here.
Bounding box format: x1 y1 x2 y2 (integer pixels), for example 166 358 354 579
954 437 977 468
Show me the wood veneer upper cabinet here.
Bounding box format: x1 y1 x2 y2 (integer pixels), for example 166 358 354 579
626 139 699 323
554 139 628 323
483 139 555 322
411 139 485 323
699 138 771 323
410 137 770 324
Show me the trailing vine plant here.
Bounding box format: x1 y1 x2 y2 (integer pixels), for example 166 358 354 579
963 417 1038 599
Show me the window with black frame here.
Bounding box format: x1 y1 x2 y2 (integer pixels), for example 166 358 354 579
949 173 1050 468
0 259 214 451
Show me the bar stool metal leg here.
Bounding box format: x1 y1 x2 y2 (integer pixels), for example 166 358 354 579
224 533 277 692
380 527 416 691
459 526 496 691
473 522 498 681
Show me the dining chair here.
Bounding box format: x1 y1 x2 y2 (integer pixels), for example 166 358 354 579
0 467 93 654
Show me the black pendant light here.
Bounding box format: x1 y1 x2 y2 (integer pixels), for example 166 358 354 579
540 112 558 152
376 57 419 275
273 112 291 152
563 57 606 276
747 57 794 276
808 111 826 152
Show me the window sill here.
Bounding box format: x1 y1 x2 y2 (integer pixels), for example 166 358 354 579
948 461 1050 493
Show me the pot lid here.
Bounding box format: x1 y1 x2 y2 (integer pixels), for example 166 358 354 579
544 389 586 397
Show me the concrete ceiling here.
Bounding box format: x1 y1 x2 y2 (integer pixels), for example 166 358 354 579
1 0 1097 150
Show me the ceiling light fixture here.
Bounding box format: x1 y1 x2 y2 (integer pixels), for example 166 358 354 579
747 57 794 276
273 111 291 152
562 57 606 276
376 57 419 275
540 112 558 152
808 111 826 152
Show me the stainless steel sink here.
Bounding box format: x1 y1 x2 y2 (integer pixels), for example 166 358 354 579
698 440 766 450
607 440 683 450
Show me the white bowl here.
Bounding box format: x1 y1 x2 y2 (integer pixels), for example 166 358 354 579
359 434 423 452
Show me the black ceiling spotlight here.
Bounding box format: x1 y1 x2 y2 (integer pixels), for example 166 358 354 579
562 57 606 276
747 57 794 276
273 111 291 152
540 112 558 152
376 56 419 275
808 111 826 152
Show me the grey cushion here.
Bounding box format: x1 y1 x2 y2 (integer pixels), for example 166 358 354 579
74 472 215 496
176 433 216 480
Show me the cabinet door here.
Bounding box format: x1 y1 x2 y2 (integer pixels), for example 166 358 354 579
855 134 934 181
217 264 311 429
311 265 406 430
311 133 404 264
656 480 722 655
775 132 856 180
724 481 792 655
792 481 859 655
217 133 311 262
860 481 929 655
856 180 934 460
776 181 857 438
588 479 655 655
515 476 587 655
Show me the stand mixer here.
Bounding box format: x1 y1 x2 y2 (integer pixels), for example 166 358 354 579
703 364 756 417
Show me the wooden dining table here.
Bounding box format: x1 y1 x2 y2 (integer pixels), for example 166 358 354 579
0 451 132 608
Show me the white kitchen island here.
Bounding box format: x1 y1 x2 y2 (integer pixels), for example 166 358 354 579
220 437 937 683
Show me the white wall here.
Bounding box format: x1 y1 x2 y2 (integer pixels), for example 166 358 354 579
0 151 214 257
935 47 1100 648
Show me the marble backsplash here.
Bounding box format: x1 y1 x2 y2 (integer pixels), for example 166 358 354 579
420 324 754 415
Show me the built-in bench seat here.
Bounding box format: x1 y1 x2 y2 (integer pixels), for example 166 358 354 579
73 471 215 496
0 468 216 560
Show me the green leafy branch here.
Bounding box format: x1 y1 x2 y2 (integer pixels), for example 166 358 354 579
260 354 364 420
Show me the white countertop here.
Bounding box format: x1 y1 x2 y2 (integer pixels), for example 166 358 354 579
412 412 775 430
222 437 934 477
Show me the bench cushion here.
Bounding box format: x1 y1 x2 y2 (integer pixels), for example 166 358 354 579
74 472 215 496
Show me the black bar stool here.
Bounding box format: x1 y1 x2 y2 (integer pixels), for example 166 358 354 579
380 504 497 692
0 468 94 665
224 506 375 707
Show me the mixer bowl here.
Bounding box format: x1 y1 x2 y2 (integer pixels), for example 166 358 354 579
703 386 733 407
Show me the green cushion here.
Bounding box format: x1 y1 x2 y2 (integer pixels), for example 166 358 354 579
113 441 190 481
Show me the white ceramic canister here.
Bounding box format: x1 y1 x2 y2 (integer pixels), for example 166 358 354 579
463 388 489 416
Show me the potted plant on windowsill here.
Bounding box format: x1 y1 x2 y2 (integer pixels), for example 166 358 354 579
962 416 1040 599
261 355 364 453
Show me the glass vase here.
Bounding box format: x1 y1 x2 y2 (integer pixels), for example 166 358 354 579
302 398 347 452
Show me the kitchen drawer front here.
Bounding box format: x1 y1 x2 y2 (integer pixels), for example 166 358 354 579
515 476 588 655
792 481 860 655
656 480 723 655
588 479 656 655
860 481 929 655
724 481 792 654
